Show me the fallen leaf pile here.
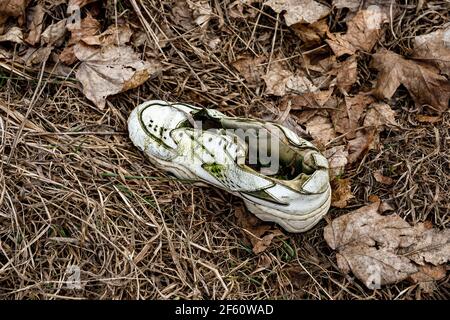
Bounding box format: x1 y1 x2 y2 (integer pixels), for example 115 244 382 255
228 0 449 211
266 0 330 26
0 0 449 291
324 201 450 291
0 0 161 109
225 0 449 287
371 49 450 113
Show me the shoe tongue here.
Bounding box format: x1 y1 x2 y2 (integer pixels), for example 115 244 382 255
175 108 221 129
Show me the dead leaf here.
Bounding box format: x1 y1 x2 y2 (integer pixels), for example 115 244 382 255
0 47 11 58
410 265 446 283
410 264 446 293
373 170 394 185
187 0 213 27
340 102 396 159
413 26 450 77
75 44 161 109
326 5 388 57
368 194 380 203
363 102 398 130
281 89 334 110
228 0 246 19
379 201 394 213
279 113 311 139
232 54 267 85
331 55 358 92
234 206 283 254
206 36 221 50
416 115 441 123
0 0 28 32
234 205 271 237
406 227 450 266
25 4 45 45
323 145 348 179
41 19 66 46
291 18 328 46
331 94 374 139
67 13 100 45
256 255 272 269
266 0 330 26
371 48 450 113
0 26 23 43
228 0 259 19
23 46 53 65
337 245 417 288
60 13 101 65
171 0 196 31
59 45 77 65
325 202 410 249
331 178 354 208
324 202 450 289
301 54 336 73
305 114 336 146
252 229 284 254
347 129 375 163
263 60 317 96
81 24 133 46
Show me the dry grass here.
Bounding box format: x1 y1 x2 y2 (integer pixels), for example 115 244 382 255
0 0 449 299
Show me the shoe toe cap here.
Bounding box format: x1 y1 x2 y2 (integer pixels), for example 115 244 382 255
302 170 330 194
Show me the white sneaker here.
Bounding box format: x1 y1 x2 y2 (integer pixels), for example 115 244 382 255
128 100 331 233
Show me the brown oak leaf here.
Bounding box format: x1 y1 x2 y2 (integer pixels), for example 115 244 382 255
371 48 450 113
324 202 450 289
0 0 28 32
0 26 23 43
363 102 398 129
232 54 267 85
67 0 98 13
413 26 450 77
75 44 161 109
263 60 317 96
326 5 388 57
330 55 358 92
266 0 330 26
373 170 394 185
41 19 67 46
346 129 375 164
305 114 336 146
291 18 328 46
24 4 45 45
323 145 348 179
234 206 283 254
331 178 354 208
330 94 374 139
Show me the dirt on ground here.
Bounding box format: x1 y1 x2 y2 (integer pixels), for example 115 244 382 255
0 0 449 299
